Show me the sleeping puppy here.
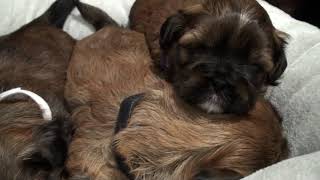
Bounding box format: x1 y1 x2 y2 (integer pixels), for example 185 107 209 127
130 0 288 114
65 2 287 180
113 87 287 180
64 1 156 179
0 0 75 179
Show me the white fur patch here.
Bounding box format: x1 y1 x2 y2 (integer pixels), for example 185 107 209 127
239 12 252 27
0 87 52 121
240 12 251 21
198 94 223 114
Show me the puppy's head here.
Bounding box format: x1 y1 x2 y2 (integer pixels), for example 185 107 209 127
159 2 287 114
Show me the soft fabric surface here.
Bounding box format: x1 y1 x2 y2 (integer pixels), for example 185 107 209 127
243 151 320 180
0 0 135 39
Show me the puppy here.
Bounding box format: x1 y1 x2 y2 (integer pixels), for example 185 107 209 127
65 2 287 180
0 0 75 179
64 1 158 179
130 0 288 114
113 87 287 180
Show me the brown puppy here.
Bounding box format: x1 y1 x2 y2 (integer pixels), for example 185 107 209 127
113 88 287 180
65 2 286 180
0 0 75 179
64 2 157 179
130 0 288 115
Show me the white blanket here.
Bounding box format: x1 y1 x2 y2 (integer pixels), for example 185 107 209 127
0 0 135 39
243 151 320 180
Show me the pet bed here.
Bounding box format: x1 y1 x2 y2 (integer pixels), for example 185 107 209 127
1 0 319 179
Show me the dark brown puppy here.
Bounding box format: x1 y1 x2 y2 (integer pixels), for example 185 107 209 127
130 0 288 115
65 2 286 180
0 0 75 179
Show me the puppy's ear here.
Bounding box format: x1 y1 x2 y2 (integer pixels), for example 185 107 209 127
160 4 207 49
268 30 288 85
160 12 187 49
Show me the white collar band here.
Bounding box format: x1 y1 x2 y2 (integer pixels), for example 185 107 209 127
0 87 52 121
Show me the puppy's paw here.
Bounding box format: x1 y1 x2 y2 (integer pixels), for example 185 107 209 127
20 117 74 173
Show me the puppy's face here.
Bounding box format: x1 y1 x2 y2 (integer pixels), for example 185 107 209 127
159 3 287 114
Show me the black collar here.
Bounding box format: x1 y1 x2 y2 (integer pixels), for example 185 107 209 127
114 93 145 134
114 93 145 179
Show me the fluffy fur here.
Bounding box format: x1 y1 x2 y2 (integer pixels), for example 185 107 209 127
113 87 287 180
0 0 75 179
130 0 288 114
65 2 287 180
64 2 158 179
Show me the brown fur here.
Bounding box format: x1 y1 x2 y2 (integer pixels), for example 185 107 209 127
130 0 287 75
65 24 286 180
129 0 184 63
130 0 288 114
114 89 287 180
0 0 75 179
64 25 159 179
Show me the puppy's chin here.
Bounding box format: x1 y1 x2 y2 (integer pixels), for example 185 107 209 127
197 94 224 114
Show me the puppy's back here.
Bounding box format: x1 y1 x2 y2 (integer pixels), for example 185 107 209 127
0 0 75 179
66 26 153 109
65 3 159 179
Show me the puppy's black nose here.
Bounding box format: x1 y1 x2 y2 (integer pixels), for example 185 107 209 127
208 76 223 87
